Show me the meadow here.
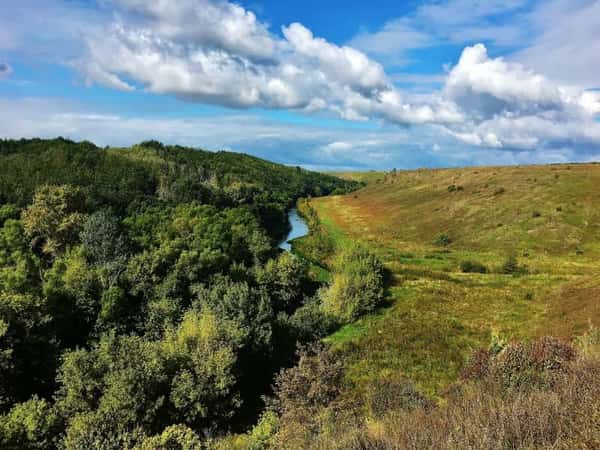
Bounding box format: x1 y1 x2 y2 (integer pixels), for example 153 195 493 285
298 163 600 396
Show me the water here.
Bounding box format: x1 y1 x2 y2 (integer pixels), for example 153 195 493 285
279 208 309 251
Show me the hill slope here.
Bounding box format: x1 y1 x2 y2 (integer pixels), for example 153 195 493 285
300 163 600 394
0 138 359 240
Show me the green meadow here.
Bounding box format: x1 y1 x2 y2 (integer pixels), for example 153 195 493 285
297 163 600 396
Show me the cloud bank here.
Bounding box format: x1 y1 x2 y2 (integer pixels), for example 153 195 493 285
1 0 599 168
69 0 599 154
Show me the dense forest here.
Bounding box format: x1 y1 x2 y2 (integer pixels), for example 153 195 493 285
0 138 372 449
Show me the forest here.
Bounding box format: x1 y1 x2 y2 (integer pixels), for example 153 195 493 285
0 138 374 449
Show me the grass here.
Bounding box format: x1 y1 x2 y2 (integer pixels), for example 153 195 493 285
305 163 600 396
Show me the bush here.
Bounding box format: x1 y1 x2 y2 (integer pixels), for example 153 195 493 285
501 254 528 275
576 326 600 360
460 260 488 274
270 336 599 450
462 336 577 390
365 377 434 418
320 245 385 323
434 234 452 246
273 344 344 421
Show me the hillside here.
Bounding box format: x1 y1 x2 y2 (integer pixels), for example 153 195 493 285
299 163 600 394
0 138 358 240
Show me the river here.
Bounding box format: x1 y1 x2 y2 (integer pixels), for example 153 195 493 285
279 208 309 251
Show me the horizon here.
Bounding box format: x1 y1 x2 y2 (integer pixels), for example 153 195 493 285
1 0 599 170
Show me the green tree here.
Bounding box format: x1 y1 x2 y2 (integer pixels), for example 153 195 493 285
320 245 385 323
0 292 55 409
133 425 203 450
80 210 129 290
255 253 310 314
0 396 61 450
0 219 41 295
22 185 87 257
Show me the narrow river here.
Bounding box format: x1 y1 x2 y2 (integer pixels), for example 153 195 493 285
279 208 309 251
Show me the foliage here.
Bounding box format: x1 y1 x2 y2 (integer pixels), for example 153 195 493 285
0 138 358 447
270 335 599 450
0 396 61 450
133 425 203 450
501 254 529 275
364 376 434 418
434 233 452 246
21 185 87 257
320 245 385 323
460 260 488 273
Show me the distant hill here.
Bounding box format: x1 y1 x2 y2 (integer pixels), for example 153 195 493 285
326 164 600 261
0 138 359 239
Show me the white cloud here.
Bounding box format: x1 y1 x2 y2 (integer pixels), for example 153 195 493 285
2 0 600 165
440 44 600 151
349 21 432 64
75 1 462 127
282 23 388 92
513 0 600 87
445 44 565 116
109 0 276 60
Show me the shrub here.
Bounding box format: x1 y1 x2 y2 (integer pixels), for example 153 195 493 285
365 377 434 418
460 260 488 274
576 326 600 360
447 184 463 192
492 337 577 390
460 348 492 381
273 344 344 422
269 335 599 450
460 336 578 390
434 234 452 246
320 245 385 323
501 254 528 275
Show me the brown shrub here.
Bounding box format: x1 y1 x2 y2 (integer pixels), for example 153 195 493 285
459 348 491 381
365 377 434 419
270 336 599 450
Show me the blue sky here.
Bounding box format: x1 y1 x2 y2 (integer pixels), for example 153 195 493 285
0 0 599 170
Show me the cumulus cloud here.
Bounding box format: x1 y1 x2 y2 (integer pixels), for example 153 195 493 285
440 44 600 150
109 0 276 60
2 0 600 165
77 0 460 126
446 44 570 116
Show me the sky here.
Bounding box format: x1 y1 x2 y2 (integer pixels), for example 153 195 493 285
0 0 599 170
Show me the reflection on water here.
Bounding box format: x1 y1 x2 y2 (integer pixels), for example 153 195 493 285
279 208 309 251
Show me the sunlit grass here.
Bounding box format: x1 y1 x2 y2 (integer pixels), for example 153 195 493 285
306 163 600 396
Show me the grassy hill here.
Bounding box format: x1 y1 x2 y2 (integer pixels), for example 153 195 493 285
299 163 600 396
